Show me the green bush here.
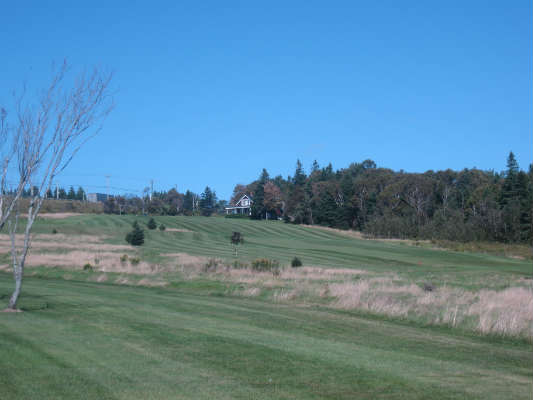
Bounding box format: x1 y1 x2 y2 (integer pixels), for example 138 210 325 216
147 218 157 230
52 228 58 234
119 254 129 264
83 263 93 271
126 221 144 246
159 224 166 231
251 258 280 273
291 257 303 267
129 257 140 266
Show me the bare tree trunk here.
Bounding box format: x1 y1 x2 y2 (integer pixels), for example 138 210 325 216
1 61 113 309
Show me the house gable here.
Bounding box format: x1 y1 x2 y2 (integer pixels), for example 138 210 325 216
236 194 252 207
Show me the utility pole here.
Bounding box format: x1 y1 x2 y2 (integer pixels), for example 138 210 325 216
105 175 111 200
56 183 59 200
150 179 154 201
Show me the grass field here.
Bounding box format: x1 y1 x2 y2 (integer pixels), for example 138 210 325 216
0 214 532 399
1 275 532 400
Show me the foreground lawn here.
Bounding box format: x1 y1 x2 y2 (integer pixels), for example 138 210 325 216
0 275 531 399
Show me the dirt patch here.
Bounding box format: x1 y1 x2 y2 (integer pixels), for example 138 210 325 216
163 252 208 265
32 213 84 219
2 308 22 313
165 228 193 233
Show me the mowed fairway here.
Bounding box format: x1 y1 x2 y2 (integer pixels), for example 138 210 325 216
0 215 532 399
0 275 532 400
29 214 532 286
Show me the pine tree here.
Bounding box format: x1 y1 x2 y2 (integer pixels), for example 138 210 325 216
76 186 85 201
67 186 76 200
199 186 217 216
183 190 194 215
251 169 269 219
126 221 144 246
147 217 157 230
501 151 520 206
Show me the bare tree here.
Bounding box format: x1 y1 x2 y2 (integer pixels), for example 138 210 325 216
3 61 113 310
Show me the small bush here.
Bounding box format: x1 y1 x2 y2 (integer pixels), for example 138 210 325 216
126 221 144 246
203 258 220 272
423 282 435 292
159 224 166 231
251 258 280 273
83 263 93 271
129 257 140 266
52 228 58 234
119 254 129 264
147 218 157 230
232 260 248 269
291 257 303 267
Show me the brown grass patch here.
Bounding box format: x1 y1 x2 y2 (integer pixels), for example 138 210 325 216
136 278 168 287
35 213 84 219
165 228 193 233
0 234 130 253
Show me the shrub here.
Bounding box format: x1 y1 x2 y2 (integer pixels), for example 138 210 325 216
203 258 220 272
147 217 157 230
232 260 248 269
119 254 129 264
129 257 140 266
126 221 144 246
159 224 166 231
251 258 280 273
291 257 303 267
423 283 435 292
83 263 93 271
52 228 58 234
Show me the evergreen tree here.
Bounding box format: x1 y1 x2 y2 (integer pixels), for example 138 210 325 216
251 169 269 219
501 151 520 206
125 221 144 246
147 217 157 230
76 186 85 201
199 186 217 216
183 190 194 215
67 186 76 200
316 189 338 227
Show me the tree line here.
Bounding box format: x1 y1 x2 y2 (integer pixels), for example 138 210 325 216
103 186 225 217
238 152 532 243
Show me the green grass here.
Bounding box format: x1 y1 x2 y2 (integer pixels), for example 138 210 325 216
1 214 531 398
31 214 532 289
1 274 531 400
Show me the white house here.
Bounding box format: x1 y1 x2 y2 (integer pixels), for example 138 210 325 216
225 194 252 215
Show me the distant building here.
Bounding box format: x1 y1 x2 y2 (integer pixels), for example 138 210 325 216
87 193 109 203
225 194 252 215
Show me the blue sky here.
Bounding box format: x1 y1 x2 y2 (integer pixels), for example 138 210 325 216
1 1 531 199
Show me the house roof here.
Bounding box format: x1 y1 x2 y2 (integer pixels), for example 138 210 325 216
235 194 252 206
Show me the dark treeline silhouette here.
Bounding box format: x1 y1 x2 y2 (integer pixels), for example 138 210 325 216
7 185 87 201
237 152 532 243
103 186 225 217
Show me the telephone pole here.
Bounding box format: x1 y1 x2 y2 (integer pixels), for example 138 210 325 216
150 179 154 201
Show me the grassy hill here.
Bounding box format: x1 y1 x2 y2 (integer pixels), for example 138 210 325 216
29 214 532 286
0 214 531 399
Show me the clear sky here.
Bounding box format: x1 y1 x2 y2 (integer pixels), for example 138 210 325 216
1 1 531 200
